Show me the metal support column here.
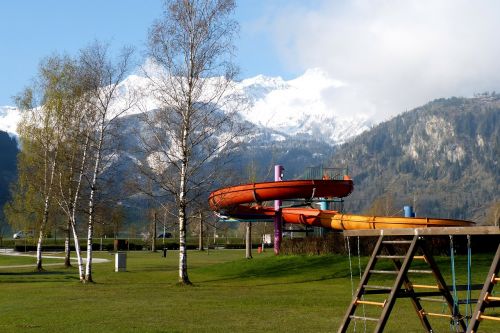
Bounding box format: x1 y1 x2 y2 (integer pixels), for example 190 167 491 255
274 165 284 255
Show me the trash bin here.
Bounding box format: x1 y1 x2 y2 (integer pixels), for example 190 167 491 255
258 246 262 254
115 251 126 272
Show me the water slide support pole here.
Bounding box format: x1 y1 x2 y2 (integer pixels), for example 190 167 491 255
274 165 284 255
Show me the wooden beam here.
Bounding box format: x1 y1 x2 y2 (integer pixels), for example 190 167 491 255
343 226 500 237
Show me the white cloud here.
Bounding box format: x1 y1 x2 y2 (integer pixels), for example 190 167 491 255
259 0 500 119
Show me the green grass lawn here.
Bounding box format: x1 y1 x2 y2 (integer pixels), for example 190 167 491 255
0 249 497 332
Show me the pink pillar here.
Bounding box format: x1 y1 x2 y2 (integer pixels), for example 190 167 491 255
274 165 284 255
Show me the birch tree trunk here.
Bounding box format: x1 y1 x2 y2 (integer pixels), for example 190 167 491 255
145 0 242 285
78 42 133 283
84 121 104 283
64 218 71 267
36 152 57 271
178 124 190 284
71 133 90 281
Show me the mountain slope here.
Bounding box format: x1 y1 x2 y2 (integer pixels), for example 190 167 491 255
0 130 18 216
1 71 498 226
332 95 499 223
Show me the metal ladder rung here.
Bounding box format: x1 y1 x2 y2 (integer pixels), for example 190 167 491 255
376 255 427 261
369 270 399 275
407 269 433 274
422 312 454 319
355 299 387 308
479 314 500 322
419 297 445 303
382 240 412 244
363 285 392 290
349 315 379 322
377 255 405 259
424 297 481 305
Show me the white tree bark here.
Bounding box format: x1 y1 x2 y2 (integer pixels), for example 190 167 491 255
178 124 190 284
85 120 104 283
71 134 90 280
143 0 242 284
78 42 133 282
36 153 57 271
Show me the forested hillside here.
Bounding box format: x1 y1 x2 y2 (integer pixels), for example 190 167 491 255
1 95 498 229
332 95 499 224
0 131 18 222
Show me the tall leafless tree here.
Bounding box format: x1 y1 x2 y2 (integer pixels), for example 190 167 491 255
79 42 134 283
142 0 243 284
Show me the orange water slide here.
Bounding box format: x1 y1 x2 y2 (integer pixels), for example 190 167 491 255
208 179 474 230
208 179 354 210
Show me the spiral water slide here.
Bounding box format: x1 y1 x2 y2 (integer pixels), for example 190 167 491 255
208 179 474 230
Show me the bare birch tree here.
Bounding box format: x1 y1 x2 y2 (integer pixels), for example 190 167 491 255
79 42 134 283
53 62 96 278
143 0 243 284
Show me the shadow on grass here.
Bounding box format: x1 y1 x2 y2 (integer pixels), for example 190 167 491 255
0 269 80 282
197 255 361 285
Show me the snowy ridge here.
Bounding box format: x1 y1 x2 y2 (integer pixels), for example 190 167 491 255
0 68 374 145
0 106 21 136
234 68 373 144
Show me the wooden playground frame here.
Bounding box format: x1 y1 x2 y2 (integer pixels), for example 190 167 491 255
338 226 500 333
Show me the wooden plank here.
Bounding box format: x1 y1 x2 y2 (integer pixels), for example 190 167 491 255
419 239 468 332
338 235 385 333
478 314 500 322
468 244 500 332
384 241 434 332
343 226 500 237
374 235 420 333
355 299 386 307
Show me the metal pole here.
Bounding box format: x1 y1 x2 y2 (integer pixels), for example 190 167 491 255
274 165 284 255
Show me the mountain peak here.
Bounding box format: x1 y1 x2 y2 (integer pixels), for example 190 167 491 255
0 68 372 144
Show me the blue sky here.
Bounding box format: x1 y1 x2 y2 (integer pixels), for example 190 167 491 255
2 1 500 120
0 0 303 106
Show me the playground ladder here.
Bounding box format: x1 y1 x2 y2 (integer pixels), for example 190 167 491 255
467 243 500 333
338 235 467 333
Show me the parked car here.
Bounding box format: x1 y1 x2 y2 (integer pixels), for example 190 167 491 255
13 230 34 239
157 232 173 238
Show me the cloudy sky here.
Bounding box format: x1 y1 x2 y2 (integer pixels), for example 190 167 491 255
2 0 500 120
246 0 500 119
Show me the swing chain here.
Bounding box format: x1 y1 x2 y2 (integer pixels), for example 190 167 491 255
357 236 367 333
345 236 357 332
449 235 460 331
465 235 472 326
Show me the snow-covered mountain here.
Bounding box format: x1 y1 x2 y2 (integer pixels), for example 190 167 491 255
0 68 374 145
0 106 21 136
235 68 372 144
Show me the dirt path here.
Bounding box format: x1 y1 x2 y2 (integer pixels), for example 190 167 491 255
0 248 111 269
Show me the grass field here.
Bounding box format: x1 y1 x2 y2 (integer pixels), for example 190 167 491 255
0 249 498 332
